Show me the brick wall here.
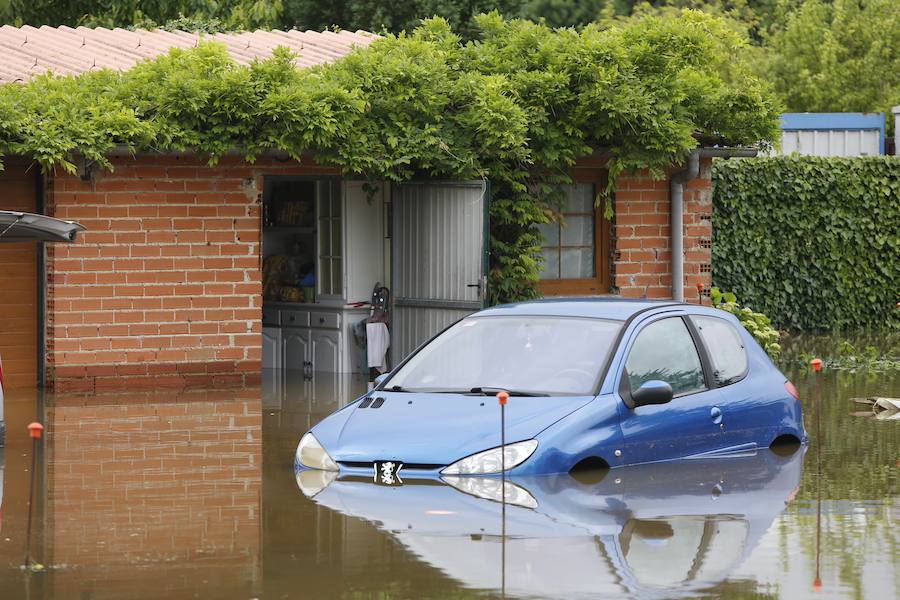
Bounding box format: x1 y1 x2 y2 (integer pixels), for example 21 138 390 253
43 387 261 598
44 153 711 390
612 158 713 301
46 155 337 392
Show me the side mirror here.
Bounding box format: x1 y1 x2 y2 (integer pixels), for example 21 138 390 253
631 380 673 408
373 373 390 388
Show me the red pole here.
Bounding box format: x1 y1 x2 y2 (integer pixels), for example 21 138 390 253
25 422 43 569
497 391 509 599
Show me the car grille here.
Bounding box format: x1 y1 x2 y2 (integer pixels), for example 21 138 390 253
338 461 445 471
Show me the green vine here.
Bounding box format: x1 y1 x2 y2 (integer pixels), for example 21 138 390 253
713 157 900 331
710 287 782 359
0 11 780 303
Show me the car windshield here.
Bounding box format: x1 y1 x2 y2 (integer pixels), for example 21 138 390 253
385 315 623 396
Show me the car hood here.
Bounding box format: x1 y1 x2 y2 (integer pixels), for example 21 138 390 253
311 392 595 466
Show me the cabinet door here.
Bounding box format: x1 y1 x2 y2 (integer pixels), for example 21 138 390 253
282 328 311 372
262 327 281 369
311 329 341 373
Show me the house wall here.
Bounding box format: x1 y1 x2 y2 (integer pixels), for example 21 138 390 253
46 155 338 393
612 158 713 302
45 154 712 390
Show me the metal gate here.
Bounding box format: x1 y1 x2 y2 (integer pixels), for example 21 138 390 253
391 180 488 364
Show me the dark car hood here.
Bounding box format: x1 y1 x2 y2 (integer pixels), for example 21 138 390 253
312 392 595 466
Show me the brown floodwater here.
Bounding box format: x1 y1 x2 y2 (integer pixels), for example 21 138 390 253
0 357 897 599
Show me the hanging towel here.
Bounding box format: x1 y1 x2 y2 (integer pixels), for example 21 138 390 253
366 322 390 373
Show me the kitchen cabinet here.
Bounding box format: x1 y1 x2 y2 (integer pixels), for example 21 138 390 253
263 178 385 375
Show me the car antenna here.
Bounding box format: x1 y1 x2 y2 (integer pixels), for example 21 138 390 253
497 390 509 598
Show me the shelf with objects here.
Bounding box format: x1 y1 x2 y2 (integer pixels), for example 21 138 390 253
261 177 389 406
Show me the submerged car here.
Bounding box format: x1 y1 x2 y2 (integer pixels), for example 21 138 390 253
0 210 85 447
295 299 807 478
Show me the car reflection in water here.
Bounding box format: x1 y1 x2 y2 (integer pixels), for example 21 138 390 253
297 447 803 599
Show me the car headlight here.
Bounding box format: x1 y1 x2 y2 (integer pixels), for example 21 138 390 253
295 432 339 471
442 476 538 509
296 469 338 498
441 439 538 475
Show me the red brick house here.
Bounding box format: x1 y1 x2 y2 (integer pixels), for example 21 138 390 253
0 26 744 392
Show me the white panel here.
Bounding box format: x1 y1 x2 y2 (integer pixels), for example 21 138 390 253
779 129 881 156
343 181 385 303
391 181 486 363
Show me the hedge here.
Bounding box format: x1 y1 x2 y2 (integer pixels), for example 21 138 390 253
712 156 900 331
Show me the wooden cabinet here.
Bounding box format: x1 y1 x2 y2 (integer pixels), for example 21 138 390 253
282 327 312 373
311 329 341 374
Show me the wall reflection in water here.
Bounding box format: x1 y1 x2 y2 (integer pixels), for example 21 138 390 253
299 449 803 599
9 387 263 599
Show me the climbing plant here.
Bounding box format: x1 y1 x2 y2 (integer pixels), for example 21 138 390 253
710 287 781 359
0 11 780 302
713 156 900 331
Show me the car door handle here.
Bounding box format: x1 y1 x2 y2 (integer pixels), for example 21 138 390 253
710 406 723 425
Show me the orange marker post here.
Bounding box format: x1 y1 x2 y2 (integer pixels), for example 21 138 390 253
25 422 44 569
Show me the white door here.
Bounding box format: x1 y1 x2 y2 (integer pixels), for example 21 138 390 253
391 181 488 364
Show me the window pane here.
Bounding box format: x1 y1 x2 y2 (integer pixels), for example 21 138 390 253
332 258 342 295
565 184 594 212
561 215 593 246
539 248 560 279
318 259 331 295
625 318 706 396
537 222 559 246
561 248 594 278
693 316 748 385
331 219 342 256
331 186 342 217
319 221 331 256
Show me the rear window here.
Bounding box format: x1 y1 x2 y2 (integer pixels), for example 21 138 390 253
692 316 748 386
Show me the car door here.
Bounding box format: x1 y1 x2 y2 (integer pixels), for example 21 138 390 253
688 314 759 451
616 315 725 464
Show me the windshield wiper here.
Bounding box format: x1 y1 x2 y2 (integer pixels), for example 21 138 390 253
468 387 549 397
387 385 411 392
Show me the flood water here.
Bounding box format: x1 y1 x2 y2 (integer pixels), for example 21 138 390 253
0 357 897 599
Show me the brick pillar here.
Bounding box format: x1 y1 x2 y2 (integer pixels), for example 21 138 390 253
612 159 713 302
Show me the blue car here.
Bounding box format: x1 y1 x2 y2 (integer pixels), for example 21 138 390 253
295 299 807 479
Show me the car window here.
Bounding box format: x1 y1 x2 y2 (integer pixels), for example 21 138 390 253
625 317 706 397
692 315 748 386
385 315 622 396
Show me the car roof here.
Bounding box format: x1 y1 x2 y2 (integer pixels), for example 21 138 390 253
475 297 683 321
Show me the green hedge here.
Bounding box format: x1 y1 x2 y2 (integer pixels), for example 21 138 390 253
712 156 900 331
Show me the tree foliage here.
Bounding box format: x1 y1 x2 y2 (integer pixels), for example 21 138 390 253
0 12 779 302
712 156 900 332
759 0 900 119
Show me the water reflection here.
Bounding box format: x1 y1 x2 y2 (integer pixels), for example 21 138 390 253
300 450 803 599
0 360 895 599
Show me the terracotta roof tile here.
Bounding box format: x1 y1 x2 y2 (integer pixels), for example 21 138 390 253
0 25 377 83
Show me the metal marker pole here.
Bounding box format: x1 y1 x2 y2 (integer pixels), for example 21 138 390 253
811 358 823 593
25 422 43 569
497 391 509 599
